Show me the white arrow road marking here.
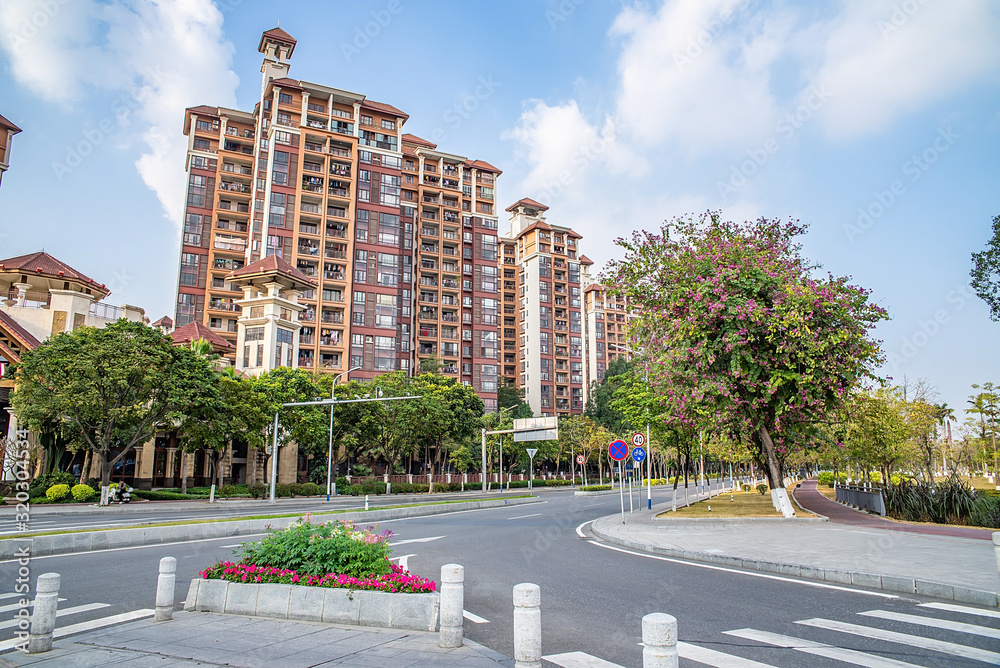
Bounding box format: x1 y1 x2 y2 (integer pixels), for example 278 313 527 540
390 554 416 571
463 610 489 624
393 536 444 545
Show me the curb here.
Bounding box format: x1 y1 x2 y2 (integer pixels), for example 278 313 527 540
789 484 830 521
589 516 999 608
654 516 827 523
0 496 539 560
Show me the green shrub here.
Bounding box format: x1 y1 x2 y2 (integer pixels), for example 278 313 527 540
29 471 76 499
884 475 977 524
360 480 386 495
132 490 210 501
346 484 362 496
335 477 349 489
969 495 1000 528
217 484 249 498
248 483 267 499
756 483 768 495
294 482 321 496
580 485 612 492
545 479 573 486
239 519 392 578
71 484 96 502
742 484 753 493
45 484 71 501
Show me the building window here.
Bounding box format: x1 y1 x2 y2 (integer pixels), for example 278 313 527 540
378 212 400 246
183 213 203 246
381 119 395 130
375 293 397 327
193 138 210 151
179 253 200 286
187 174 207 207
278 92 294 105
360 114 373 125
272 150 289 185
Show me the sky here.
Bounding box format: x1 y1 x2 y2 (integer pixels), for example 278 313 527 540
0 0 998 423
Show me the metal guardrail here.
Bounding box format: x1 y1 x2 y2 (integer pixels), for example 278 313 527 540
835 484 886 516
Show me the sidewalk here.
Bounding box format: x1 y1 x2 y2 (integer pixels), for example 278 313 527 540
590 486 1000 607
1 611 513 667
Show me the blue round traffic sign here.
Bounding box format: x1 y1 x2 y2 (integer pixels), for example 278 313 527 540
632 446 646 463
609 439 629 461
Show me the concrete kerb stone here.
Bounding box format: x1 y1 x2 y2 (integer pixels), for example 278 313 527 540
256 583 291 618
288 584 325 622
588 515 1000 607
0 496 540 560
321 588 360 625
183 580 200 611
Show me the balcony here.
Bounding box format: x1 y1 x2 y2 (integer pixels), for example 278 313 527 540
442 230 459 240
326 224 348 238
217 201 250 213
208 300 240 313
328 186 349 198
221 163 253 175
419 277 438 287
324 249 347 260
324 270 346 280
320 312 343 323
299 311 316 322
219 181 250 194
298 244 319 256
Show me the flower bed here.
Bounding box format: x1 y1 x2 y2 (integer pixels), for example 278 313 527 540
201 561 436 593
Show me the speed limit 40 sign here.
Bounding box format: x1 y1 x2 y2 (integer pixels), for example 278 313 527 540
632 432 645 448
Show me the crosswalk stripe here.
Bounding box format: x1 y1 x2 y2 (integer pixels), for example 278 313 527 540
677 641 778 667
0 598 65 614
0 608 154 652
920 602 1000 620
0 603 109 631
725 628 923 667
860 609 1000 639
797 618 1000 665
0 594 24 602
543 651 624 667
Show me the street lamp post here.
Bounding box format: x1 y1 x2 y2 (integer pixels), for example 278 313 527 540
327 366 361 501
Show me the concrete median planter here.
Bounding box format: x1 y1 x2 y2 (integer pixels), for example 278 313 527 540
184 578 440 632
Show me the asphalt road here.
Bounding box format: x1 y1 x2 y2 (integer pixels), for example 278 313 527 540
0 486 996 666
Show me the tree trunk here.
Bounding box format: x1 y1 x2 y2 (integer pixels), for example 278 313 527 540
100 450 111 488
80 450 91 484
755 424 784 489
180 451 188 495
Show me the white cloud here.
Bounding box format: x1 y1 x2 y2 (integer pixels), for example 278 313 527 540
813 0 1000 139
0 0 240 229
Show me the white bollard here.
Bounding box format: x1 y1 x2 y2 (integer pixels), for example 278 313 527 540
513 583 541 668
209 484 216 503
642 613 678 668
993 532 1000 578
155 556 177 621
365 494 369 511
438 564 464 648
28 573 60 653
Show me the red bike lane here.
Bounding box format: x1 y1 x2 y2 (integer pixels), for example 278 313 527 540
793 478 994 541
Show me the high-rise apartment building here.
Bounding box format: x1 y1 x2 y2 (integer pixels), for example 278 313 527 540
171 28 502 406
0 113 21 188
583 282 635 396
500 199 589 417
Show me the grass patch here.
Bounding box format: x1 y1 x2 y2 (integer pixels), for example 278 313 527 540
2 495 534 540
658 488 782 518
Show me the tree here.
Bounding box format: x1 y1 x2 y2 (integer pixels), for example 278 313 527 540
968 383 999 476
605 212 889 488
499 383 533 419
970 214 1000 321
409 373 484 485
254 367 328 485
847 387 911 483
11 320 219 489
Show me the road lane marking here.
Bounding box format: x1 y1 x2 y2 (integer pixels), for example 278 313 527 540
507 513 541 520
393 536 444 545
0 603 109 630
0 608 155 652
588 542 898 598
543 651 623 667
0 598 65 614
859 609 1000 639
919 602 1000 619
796 618 1000 664
463 610 489 624
677 641 778 667
725 628 923 667
576 520 592 538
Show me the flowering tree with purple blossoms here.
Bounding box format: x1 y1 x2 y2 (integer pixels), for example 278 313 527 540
604 212 889 489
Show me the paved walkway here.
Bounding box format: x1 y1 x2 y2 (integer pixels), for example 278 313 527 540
794 479 995 540
1 612 513 667
591 494 1000 602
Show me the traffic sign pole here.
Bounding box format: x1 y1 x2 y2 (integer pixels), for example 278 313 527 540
618 460 625 523
647 422 652 510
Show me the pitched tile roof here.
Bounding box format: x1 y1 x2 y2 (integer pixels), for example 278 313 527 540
0 114 21 134
0 251 109 296
361 99 409 120
579 254 594 265
169 321 235 351
270 77 303 90
185 105 219 118
505 197 548 212
402 133 437 149
259 27 297 56
227 254 316 288
0 310 41 351
465 159 502 174
152 315 173 329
